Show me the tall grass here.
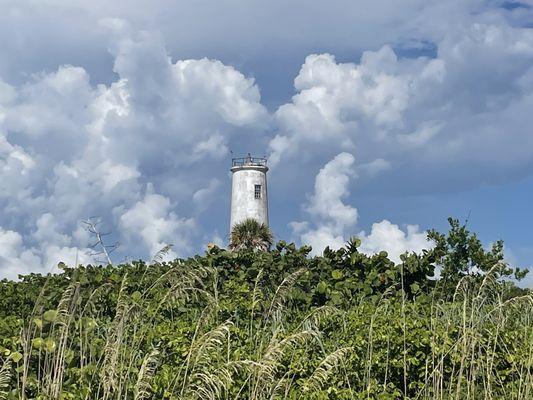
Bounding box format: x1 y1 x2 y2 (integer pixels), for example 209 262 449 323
1 260 531 399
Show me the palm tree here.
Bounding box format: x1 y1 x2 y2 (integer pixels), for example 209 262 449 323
229 218 274 252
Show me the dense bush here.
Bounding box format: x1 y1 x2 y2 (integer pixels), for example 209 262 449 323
0 219 531 399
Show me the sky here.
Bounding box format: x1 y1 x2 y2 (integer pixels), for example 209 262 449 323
0 0 532 286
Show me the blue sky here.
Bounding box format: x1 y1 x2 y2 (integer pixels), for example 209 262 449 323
0 0 532 286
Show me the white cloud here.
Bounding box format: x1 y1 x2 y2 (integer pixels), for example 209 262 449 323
0 135 35 198
0 1 488 84
42 245 93 272
33 213 71 247
269 47 444 165
298 226 348 256
357 158 391 177
0 225 93 281
305 152 358 231
290 153 358 254
0 28 270 278
292 153 431 260
172 58 269 127
0 227 41 280
120 190 195 259
359 221 431 263
192 134 228 161
269 22 533 192
1 3 533 278
193 179 221 213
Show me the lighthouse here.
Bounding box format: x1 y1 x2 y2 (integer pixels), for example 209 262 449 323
230 154 269 230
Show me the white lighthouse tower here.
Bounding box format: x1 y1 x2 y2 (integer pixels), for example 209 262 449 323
230 154 269 230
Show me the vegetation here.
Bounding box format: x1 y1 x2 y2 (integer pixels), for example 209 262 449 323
0 218 531 399
229 219 274 252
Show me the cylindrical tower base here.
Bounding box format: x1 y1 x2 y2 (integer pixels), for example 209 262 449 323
230 164 269 230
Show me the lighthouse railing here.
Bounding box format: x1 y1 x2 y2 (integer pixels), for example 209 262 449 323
231 156 267 167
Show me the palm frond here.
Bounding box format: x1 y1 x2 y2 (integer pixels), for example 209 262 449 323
229 219 273 252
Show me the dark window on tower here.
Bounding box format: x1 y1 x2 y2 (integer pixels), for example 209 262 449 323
254 185 261 199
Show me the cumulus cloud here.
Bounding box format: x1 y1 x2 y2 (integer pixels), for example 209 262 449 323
0 225 93 281
0 26 269 278
290 152 358 253
1 2 532 281
305 152 358 231
291 153 431 261
0 0 502 89
269 47 444 165
0 228 40 280
193 179 221 213
120 190 195 259
269 22 533 194
358 221 431 263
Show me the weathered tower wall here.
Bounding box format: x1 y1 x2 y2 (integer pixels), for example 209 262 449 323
230 163 269 230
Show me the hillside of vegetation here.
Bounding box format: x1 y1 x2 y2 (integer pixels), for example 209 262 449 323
0 219 531 399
